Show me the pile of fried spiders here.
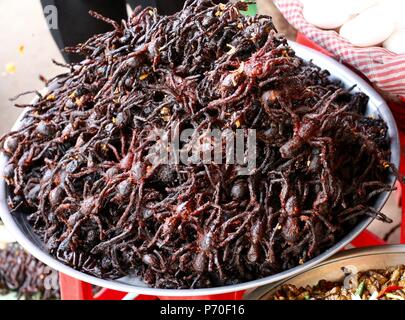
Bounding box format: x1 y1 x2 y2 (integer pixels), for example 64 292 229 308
0 0 395 288
0 241 60 299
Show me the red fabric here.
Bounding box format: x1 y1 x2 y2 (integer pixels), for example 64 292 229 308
275 0 405 98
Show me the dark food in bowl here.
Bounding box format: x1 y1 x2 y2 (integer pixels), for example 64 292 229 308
271 265 405 300
0 243 60 299
0 0 395 288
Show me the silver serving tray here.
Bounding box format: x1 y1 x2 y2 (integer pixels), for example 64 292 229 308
244 245 405 300
0 42 400 296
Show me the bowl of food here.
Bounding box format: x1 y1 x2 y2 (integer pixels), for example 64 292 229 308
245 245 405 300
0 1 400 296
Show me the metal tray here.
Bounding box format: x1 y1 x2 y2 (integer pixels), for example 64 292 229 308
244 245 405 300
0 42 400 296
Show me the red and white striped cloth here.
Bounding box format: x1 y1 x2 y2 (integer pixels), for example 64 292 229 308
274 0 405 98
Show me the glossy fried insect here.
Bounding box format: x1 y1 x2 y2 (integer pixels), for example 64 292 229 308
0 0 395 288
